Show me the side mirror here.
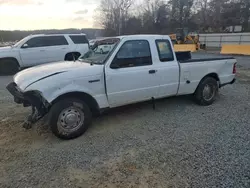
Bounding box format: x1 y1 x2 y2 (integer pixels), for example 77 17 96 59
22 44 28 48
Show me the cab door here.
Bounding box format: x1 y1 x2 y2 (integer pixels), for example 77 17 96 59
43 36 70 62
153 38 180 98
19 36 49 67
105 39 159 107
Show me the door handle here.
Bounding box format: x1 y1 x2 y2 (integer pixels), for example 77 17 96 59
40 50 45 52
149 70 156 74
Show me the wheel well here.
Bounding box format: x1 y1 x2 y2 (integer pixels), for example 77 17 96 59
195 73 220 92
202 73 220 82
0 57 20 67
64 52 81 60
52 92 100 115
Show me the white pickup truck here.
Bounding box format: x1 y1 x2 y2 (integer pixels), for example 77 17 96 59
0 34 89 74
6 35 236 139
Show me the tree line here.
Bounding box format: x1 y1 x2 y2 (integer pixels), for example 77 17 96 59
97 0 250 36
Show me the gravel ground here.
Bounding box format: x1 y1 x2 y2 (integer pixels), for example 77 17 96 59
0 55 250 188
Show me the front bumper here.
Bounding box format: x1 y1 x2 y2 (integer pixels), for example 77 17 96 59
6 82 30 106
6 82 49 110
6 82 50 128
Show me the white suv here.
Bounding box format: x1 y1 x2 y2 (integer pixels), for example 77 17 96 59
0 34 89 74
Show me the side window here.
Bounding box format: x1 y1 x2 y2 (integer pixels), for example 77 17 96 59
23 36 68 48
43 36 68 46
155 40 174 62
111 40 152 68
69 35 88 44
24 37 45 48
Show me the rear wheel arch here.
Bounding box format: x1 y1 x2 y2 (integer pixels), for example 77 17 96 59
51 92 100 115
195 73 220 91
205 73 220 82
194 76 219 106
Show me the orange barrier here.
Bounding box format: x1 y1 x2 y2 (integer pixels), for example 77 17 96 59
174 44 197 52
220 44 250 55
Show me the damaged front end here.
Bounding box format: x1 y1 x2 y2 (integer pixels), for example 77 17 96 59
6 82 50 129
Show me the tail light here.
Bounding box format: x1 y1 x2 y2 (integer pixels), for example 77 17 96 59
233 63 237 74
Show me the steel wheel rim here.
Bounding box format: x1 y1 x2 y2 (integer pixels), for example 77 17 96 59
203 84 215 101
57 106 84 132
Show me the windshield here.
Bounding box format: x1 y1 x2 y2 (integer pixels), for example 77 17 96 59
79 38 120 64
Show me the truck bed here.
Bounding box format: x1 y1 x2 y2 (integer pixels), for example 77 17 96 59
176 51 234 63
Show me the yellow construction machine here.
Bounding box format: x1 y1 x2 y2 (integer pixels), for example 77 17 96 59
169 28 206 51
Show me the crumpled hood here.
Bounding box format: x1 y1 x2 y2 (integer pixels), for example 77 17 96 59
14 61 103 90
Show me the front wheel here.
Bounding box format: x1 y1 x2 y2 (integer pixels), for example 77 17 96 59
0 58 19 75
194 77 218 106
49 98 92 139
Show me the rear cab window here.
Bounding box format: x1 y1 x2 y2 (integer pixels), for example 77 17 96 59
69 35 89 44
155 40 174 62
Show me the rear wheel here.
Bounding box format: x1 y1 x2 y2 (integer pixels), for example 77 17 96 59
0 58 19 75
49 98 92 139
194 77 218 106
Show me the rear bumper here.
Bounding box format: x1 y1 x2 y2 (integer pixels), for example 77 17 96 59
219 78 236 88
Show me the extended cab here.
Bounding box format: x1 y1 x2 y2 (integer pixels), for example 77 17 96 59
6 35 236 139
0 34 89 74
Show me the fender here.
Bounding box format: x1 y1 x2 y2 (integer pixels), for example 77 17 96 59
0 50 22 66
46 83 95 103
25 76 109 109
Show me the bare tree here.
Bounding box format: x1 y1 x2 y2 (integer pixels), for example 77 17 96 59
96 0 250 37
141 0 166 33
196 0 208 23
193 0 210 31
241 0 250 31
169 0 194 28
98 0 133 36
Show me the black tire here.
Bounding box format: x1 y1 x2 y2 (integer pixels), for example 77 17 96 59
0 58 19 75
194 77 218 106
49 98 92 139
65 53 80 61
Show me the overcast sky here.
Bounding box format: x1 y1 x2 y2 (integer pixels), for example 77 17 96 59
0 0 100 30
